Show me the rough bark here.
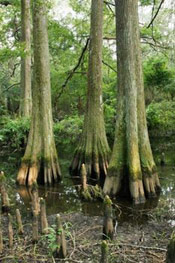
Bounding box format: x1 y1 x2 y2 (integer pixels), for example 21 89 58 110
103 0 160 204
70 0 110 181
40 198 48 234
16 209 24 235
55 214 67 259
8 214 13 248
100 241 108 263
166 232 175 263
32 212 38 243
20 0 32 117
103 195 114 240
17 0 61 186
0 212 3 253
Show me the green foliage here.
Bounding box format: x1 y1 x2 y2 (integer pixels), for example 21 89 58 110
144 56 173 89
42 222 72 255
54 115 83 150
146 101 175 131
0 116 30 149
140 0 153 6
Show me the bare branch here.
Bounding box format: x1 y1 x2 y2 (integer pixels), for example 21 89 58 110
57 38 90 99
104 1 115 7
102 60 117 73
147 0 165 28
3 82 20 93
10 63 20 77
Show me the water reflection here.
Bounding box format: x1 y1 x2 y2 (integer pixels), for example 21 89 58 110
2 137 175 223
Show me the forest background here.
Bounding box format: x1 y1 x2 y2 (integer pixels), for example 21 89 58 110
0 0 175 169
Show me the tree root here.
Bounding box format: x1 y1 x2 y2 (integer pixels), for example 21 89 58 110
17 163 29 185
71 158 108 181
103 176 121 196
143 173 161 198
129 180 146 205
77 184 104 201
17 161 61 186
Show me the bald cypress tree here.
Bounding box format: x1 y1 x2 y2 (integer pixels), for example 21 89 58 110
17 0 61 186
70 0 110 180
103 0 161 204
19 0 32 117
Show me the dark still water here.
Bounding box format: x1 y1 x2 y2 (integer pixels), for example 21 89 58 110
1 136 175 223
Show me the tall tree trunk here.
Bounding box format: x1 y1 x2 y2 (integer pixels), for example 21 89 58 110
103 0 160 204
70 0 110 181
17 0 61 186
19 0 32 117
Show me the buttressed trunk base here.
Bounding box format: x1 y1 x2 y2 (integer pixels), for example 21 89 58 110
17 0 61 186
70 0 110 182
103 0 160 204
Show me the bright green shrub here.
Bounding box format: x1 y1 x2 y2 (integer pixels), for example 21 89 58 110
0 116 30 149
146 101 175 131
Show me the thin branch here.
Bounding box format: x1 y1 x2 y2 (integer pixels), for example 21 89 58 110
10 63 20 77
147 0 165 28
57 38 90 99
102 60 117 73
103 37 116 41
104 1 115 7
141 40 170 49
2 82 20 93
104 1 115 15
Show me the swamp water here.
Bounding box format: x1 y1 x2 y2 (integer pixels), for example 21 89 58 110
1 137 175 225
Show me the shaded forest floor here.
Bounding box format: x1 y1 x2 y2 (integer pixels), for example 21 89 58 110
0 198 174 263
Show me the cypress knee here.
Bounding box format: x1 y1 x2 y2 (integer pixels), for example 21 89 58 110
40 198 48 234
103 195 114 240
100 241 108 263
55 214 67 258
8 214 13 248
0 213 3 253
166 232 175 263
16 209 24 235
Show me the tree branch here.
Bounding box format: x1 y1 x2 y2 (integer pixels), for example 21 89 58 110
10 63 20 77
3 82 20 93
104 1 115 15
57 38 90 99
104 1 115 7
102 60 117 73
147 0 165 28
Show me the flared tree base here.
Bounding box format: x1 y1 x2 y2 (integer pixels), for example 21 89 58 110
70 152 109 183
17 160 61 186
103 171 161 204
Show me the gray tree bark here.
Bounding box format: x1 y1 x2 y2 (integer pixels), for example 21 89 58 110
17 0 61 186
103 0 160 204
70 0 110 181
20 0 32 117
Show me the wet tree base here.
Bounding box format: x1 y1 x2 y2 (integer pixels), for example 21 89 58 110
77 184 104 201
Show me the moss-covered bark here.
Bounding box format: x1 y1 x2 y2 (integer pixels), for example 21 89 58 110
70 0 110 181
19 0 32 117
17 0 61 186
103 0 160 204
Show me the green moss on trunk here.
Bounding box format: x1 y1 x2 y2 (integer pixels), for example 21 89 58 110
70 0 110 181
17 0 61 186
103 0 160 204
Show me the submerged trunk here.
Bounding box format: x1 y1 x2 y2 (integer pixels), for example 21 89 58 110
103 0 160 204
20 0 32 117
70 0 110 181
17 0 61 186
